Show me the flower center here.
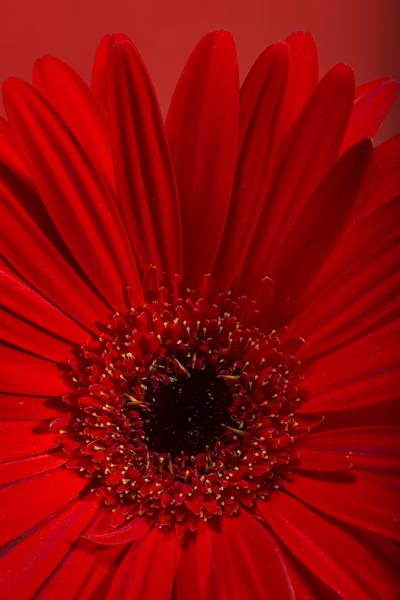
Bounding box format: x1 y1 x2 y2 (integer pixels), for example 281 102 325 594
60 273 305 535
143 363 232 457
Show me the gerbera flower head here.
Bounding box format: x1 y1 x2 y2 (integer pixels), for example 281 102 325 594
0 29 399 599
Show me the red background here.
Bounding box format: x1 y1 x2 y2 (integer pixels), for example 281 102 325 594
0 0 399 141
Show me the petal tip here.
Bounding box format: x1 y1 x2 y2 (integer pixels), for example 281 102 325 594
201 29 237 51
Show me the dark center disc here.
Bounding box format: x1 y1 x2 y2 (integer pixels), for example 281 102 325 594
143 364 233 457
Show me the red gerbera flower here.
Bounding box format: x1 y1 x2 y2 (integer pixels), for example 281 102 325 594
0 30 399 599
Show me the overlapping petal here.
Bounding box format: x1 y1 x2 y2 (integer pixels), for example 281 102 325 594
222 511 295 599
0 496 99 599
106 528 175 600
341 77 399 152
108 39 182 277
236 62 355 295
33 55 117 198
299 318 399 413
259 493 400 599
270 138 373 323
213 42 289 290
3 78 143 310
165 30 239 288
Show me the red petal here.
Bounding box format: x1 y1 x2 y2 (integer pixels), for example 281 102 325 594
3 78 142 310
280 31 319 138
238 63 355 295
0 394 65 419
174 537 202 600
108 40 182 277
341 78 399 153
298 427 400 473
312 397 400 435
0 496 98 599
0 345 70 396
88 516 152 545
196 522 244 600
35 536 123 599
1 308 74 363
259 492 400 599
222 510 295 599
106 528 175 600
296 443 349 472
165 31 239 288
237 42 288 152
91 33 131 112
0 269 89 345
282 547 339 600
0 450 66 486
33 55 117 199
289 471 400 541
0 419 58 462
213 42 289 290
293 194 400 317
288 238 400 360
0 466 87 545
270 138 373 322
0 163 112 331
0 116 32 185
300 319 399 412
354 134 400 217
39 506 126 599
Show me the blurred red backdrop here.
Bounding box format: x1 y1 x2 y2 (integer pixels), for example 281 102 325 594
0 0 398 140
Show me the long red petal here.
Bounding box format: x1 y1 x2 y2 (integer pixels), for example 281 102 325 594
174 537 202 600
106 528 175 600
33 55 117 199
165 30 239 288
282 548 339 600
91 33 131 111
196 522 243 600
108 40 182 277
213 42 289 290
280 31 319 138
222 510 295 599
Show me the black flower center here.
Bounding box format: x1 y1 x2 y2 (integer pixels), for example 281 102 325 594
143 364 233 457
